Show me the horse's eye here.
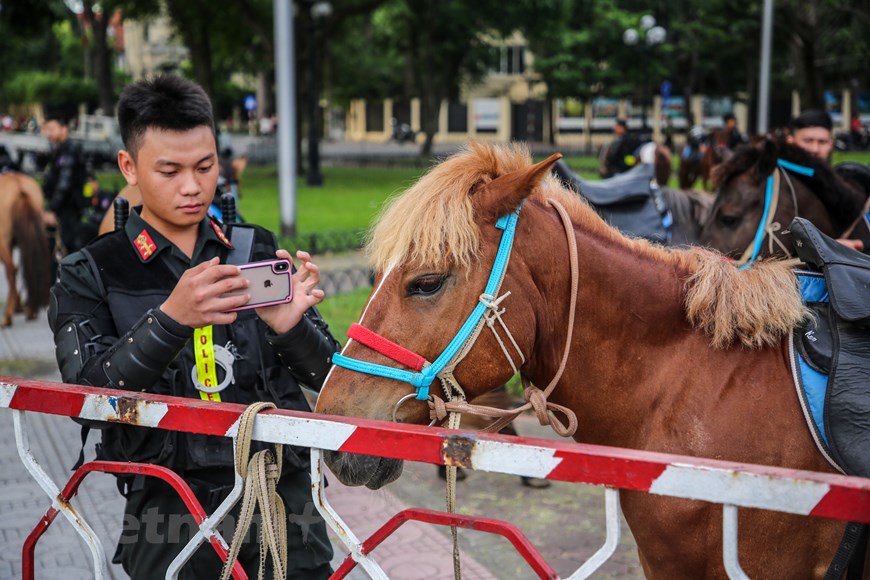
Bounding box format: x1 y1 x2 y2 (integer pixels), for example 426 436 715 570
718 214 740 228
407 274 447 296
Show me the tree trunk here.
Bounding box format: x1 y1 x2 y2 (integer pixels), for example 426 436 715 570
167 1 216 107
85 3 115 115
418 92 440 157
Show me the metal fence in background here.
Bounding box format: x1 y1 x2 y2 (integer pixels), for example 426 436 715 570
281 230 366 256
318 267 373 295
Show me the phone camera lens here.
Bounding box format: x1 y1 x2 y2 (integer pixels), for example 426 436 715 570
276 262 288 271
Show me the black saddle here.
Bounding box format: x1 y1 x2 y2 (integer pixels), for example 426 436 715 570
552 160 670 243
790 217 870 477
792 217 870 325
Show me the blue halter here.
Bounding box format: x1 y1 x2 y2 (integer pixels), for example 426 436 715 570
738 159 815 270
331 206 523 401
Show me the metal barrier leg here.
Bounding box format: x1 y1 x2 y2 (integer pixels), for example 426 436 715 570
310 449 389 580
568 487 622 579
166 439 245 580
13 410 108 580
723 504 750 580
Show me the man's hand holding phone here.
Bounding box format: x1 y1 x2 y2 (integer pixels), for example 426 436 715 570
159 257 252 327
255 249 324 334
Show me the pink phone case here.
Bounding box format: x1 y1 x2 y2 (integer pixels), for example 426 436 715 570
224 259 293 311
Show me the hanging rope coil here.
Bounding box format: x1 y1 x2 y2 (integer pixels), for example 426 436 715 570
220 402 288 580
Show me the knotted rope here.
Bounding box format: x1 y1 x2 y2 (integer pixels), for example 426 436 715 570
220 402 288 580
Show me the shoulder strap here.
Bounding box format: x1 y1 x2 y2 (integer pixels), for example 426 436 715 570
227 225 255 265
81 247 108 299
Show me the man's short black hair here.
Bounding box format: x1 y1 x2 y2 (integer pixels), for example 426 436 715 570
615 118 628 129
117 74 215 158
791 109 832 132
723 112 736 123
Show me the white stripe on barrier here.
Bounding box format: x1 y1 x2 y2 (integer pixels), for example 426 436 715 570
0 382 17 408
224 414 358 450
78 394 169 426
649 463 831 516
469 439 563 478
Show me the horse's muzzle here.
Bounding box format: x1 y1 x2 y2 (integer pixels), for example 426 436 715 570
323 449 404 490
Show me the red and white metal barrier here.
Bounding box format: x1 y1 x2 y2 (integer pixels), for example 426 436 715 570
3 377 870 579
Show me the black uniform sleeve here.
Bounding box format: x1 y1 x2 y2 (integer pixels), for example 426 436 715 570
48 252 192 392
265 307 340 392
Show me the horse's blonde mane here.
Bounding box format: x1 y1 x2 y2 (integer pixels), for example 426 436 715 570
367 142 807 349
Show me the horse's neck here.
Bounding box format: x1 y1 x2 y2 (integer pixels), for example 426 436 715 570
527 223 701 449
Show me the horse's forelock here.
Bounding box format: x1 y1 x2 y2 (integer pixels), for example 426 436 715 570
365 142 536 273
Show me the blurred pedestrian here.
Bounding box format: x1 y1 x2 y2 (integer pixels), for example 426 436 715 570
42 114 89 255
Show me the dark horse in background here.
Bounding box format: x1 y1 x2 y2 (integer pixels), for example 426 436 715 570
0 172 52 326
699 137 868 263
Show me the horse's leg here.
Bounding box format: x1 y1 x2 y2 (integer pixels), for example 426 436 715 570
0 243 17 327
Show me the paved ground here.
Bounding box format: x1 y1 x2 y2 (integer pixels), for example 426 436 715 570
0 254 644 579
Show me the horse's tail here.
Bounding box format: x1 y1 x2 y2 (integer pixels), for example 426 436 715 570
12 190 51 312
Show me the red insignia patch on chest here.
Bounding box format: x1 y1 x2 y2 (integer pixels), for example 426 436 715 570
211 221 233 248
134 230 157 260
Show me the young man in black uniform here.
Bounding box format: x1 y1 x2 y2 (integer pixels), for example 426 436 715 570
42 114 89 253
47 75 336 578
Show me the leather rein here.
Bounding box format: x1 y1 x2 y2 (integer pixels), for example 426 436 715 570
332 199 579 438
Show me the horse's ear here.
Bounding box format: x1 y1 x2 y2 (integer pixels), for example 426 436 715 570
755 136 778 180
471 153 563 221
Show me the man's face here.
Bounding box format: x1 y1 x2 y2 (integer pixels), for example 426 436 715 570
789 126 833 161
725 119 736 131
614 124 626 136
42 120 68 145
117 125 218 235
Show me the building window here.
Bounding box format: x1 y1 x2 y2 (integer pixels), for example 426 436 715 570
486 45 525 76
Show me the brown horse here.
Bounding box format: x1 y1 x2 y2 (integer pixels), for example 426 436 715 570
316 142 847 578
698 137 866 263
0 172 51 326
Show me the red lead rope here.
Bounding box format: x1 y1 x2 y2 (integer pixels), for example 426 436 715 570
346 323 429 372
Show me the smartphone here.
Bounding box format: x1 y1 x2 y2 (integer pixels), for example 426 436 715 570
224 259 293 311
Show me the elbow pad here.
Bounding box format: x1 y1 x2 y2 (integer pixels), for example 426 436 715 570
81 309 192 391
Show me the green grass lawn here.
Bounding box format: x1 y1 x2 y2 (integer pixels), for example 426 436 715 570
239 165 427 233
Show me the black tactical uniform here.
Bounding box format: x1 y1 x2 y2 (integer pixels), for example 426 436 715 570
48 208 336 579
43 137 89 253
